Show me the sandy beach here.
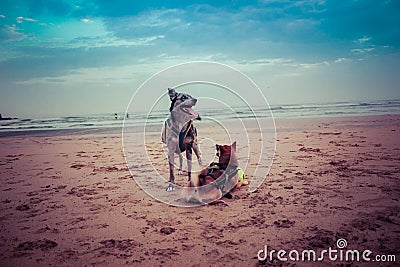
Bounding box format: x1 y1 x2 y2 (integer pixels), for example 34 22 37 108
0 114 399 266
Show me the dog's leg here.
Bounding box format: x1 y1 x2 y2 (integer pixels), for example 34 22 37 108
186 144 193 181
178 152 183 175
167 149 175 191
192 126 202 165
183 176 204 204
192 142 202 166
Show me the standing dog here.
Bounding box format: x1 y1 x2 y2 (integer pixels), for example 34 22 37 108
162 88 202 191
184 142 239 204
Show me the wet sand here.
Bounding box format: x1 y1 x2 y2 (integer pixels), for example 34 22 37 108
0 115 399 266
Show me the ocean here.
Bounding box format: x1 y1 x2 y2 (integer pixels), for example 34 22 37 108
1 99 399 133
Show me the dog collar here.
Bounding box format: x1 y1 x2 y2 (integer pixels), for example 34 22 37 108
166 119 194 152
166 118 180 136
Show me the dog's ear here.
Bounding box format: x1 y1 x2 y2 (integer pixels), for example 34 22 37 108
231 141 237 151
215 144 220 157
168 88 177 101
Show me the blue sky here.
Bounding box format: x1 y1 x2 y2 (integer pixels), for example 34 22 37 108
0 0 399 117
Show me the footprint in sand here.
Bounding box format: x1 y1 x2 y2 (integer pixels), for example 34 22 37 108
14 239 58 253
16 204 30 211
160 227 175 235
70 163 85 169
296 229 335 249
273 219 295 228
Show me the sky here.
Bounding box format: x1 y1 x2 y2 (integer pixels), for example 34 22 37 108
0 0 399 118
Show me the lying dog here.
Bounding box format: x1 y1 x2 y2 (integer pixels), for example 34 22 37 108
162 88 202 191
184 142 239 204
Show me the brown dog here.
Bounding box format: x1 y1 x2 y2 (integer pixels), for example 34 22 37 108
184 141 238 204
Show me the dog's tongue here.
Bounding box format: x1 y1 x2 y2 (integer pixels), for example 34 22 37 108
189 108 200 120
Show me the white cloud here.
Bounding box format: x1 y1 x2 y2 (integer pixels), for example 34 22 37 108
242 58 294 65
23 17 37 22
67 34 165 49
16 16 38 23
0 24 28 42
355 36 371 44
334 57 352 63
134 9 183 28
81 18 93 24
17 16 166 51
15 64 147 86
351 48 375 54
154 53 225 63
259 0 326 13
103 8 187 42
298 61 329 69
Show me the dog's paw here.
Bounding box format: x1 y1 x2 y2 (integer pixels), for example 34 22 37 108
166 183 175 192
177 169 183 175
186 190 205 204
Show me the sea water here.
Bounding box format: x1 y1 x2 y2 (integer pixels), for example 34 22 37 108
1 99 399 132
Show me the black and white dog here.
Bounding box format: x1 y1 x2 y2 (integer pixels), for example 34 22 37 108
162 88 202 191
